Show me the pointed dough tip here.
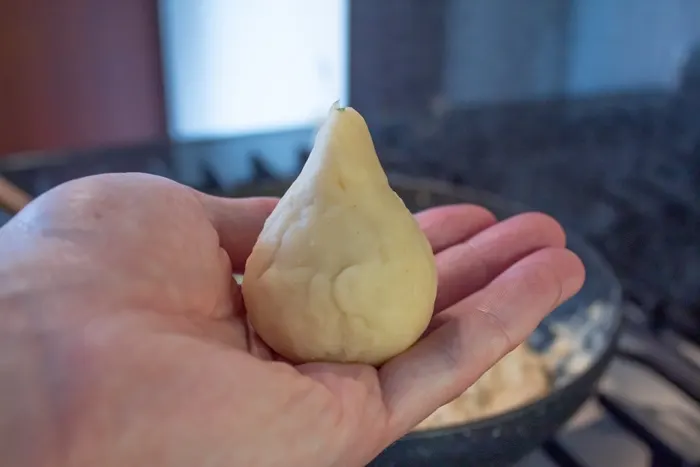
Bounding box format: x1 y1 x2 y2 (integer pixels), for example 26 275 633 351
331 100 346 112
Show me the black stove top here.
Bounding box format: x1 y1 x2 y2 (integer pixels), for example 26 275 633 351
522 301 700 467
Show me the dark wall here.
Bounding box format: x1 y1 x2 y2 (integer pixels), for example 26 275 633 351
0 0 167 155
349 0 448 119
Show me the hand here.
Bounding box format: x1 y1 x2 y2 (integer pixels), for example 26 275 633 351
0 173 584 467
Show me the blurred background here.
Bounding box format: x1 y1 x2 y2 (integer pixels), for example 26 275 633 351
2 0 699 306
1 1 700 465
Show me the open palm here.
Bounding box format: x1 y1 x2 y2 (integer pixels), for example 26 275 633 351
0 174 584 467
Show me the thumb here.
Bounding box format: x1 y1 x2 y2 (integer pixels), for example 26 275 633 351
195 193 278 272
198 193 278 273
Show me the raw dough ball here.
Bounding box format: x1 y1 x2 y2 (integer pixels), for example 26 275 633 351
242 103 437 365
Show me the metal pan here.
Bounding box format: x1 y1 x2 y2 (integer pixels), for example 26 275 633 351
230 175 624 467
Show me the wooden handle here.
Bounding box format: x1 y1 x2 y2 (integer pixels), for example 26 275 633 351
0 176 32 215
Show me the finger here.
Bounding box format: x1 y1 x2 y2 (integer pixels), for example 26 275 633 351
202 199 497 272
434 212 566 312
197 194 278 272
379 247 585 436
414 204 497 254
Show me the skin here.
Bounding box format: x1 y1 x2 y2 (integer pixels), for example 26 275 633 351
0 173 585 467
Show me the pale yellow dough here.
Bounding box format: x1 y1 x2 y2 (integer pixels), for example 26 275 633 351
242 103 437 365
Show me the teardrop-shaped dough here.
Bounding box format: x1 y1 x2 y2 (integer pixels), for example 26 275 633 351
242 104 437 365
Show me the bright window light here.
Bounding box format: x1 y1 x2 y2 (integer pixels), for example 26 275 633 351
160 0 349 139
